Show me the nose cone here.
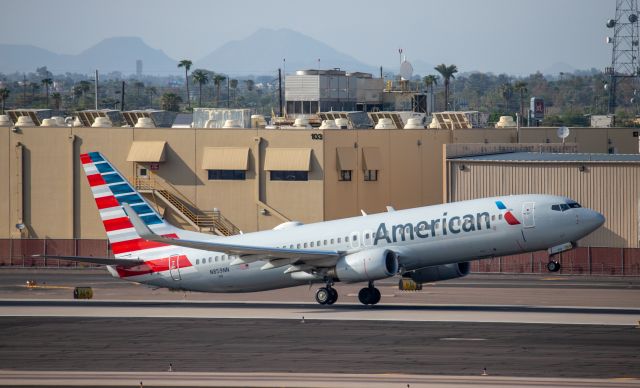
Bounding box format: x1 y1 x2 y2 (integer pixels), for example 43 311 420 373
585 210 605 231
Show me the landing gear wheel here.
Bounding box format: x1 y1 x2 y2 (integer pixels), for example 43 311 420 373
326 288 338 305
358 286 381 305
547 260 561 272
315 287 331 305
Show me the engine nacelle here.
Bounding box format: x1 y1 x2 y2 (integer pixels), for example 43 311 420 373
333 249 399 283
406 262 470 284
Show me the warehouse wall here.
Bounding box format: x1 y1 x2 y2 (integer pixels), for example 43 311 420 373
448 161 640 248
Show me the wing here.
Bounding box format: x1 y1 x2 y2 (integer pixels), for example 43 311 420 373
122 203 343 268
31 255 143 267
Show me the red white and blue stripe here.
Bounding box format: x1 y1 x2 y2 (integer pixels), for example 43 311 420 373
80 152 192 275
495 200 521 225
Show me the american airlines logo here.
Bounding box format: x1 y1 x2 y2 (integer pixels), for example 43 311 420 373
374 211 492 245
373 200 521 245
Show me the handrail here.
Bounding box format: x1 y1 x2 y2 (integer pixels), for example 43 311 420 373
131 177 241 236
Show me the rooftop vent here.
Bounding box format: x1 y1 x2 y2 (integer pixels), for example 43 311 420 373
134 117 156 128
92 117 113 127
222 119 242 128
319 119 339 129
375 118 396 129
404 118 425 129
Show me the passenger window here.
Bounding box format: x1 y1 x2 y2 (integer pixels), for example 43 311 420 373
310 242 314 247
337 238 341 243
353 235 358 241
215 256 218 262
365 233 370 239
317 240 321 246
498 214 503 220
331 238 335 244
345 236 350 242
297 243 301 249
196 259 199 265
491 215 496 221
324 240 327 245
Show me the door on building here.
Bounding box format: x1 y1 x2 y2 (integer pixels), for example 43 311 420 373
522 202 535 228
169 254 181 280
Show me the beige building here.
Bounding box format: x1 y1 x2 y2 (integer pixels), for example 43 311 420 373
0 125 638 247
446 144 640 248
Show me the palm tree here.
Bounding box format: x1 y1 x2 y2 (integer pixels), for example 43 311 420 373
514 81 528 125
160 92 182 112
78 81 91 108
213 74 227 106
177 59 193 109
230 79 238 106
501 83 514 112
422 74 439 112
146 86 157 107
51 92 62 110
244 79 255 92
41 78 53 108
191 70 209 107
434 64 458 110
0 88 9 114
134 81 145 98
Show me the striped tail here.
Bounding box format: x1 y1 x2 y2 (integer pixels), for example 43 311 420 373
80 151 179 259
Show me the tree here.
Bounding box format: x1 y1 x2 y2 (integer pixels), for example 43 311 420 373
134 81 145 98
434 64 458 110
146 86 157 107
191 70 209 107
500 83 514 111
230 79 238 106
160 92 182 112
78 81 91 108
177 59 193 109
244 79 255 91
0 88 9 114
514 81 528 125
213 74 227 106
51 92 62 110
41 78 53 108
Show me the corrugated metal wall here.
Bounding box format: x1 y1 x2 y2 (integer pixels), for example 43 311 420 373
448 162 640 248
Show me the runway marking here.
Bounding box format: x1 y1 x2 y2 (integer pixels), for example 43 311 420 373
542 277 568 281
440 337 487 341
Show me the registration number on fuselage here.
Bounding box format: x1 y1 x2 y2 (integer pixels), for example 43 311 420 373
210 267 230 275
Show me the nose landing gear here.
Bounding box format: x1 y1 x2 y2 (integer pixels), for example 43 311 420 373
358 281 381 305
547 260 561 272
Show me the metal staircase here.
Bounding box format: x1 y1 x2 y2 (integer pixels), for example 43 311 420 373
132 177 241 236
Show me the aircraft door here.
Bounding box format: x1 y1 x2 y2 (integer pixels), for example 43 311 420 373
169 254 181 280
522 202 535 228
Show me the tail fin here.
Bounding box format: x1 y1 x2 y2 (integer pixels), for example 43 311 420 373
80 151 179 258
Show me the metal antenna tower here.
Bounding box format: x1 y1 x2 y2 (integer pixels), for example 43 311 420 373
606 0 640 113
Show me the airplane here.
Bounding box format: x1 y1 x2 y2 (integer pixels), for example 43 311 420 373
41 151 606 305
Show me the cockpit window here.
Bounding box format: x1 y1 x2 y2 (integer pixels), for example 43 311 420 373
552 203 572 211
567 202 581 208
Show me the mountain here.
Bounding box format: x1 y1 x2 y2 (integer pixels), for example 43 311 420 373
197 28 377 75
0 37 179 75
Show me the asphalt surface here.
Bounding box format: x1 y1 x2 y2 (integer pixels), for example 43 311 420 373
0 316 639 379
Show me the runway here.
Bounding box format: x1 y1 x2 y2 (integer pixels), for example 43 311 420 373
0 270 639 386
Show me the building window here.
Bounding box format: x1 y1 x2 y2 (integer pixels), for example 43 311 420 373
208 170 246 180
364 170 378 181
339 170 352 181
270 171 308 181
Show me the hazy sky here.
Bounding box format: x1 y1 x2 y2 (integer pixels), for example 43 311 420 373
1 0 614 75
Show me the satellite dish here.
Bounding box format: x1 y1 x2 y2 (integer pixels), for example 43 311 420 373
606 36 613 44
400 60 413 81
629 13 638 23
606 19 616 28
557 126 570 140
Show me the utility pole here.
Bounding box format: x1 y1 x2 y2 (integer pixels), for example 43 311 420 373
278 68 283 117
94 70 99 110
121 81 125 111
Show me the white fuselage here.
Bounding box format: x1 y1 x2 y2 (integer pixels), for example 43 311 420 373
115 194 604 293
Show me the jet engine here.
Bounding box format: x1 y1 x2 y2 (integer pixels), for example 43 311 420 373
331 249 399 283
405 262 470 284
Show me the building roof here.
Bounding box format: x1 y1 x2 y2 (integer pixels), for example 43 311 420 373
450 152 640 163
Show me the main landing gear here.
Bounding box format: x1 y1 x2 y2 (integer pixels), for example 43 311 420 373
315 280 338 305
358 281 381 305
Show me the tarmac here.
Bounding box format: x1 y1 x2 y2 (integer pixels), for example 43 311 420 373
0 269 639 387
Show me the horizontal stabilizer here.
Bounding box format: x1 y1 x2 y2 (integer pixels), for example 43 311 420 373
31 254 144 267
